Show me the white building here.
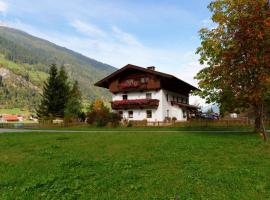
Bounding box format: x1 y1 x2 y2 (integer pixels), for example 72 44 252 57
95 64 198 122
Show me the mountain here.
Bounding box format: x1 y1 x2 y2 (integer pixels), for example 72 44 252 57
0 26 116 112
202 104 220 114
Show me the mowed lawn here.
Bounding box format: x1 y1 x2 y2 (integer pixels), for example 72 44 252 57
0 130 270 199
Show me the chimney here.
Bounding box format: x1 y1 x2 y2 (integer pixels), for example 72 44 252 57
147 66 155 71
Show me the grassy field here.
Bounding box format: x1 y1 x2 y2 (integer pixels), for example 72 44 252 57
0 108 29 115
0 130 270 199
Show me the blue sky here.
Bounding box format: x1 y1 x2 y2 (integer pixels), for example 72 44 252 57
0 0 213 105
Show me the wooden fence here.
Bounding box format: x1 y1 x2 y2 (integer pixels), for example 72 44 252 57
130 118 260 127
0 122 87 129
1 118 270 129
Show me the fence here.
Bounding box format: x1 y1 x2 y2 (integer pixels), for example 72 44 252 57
130 118 257 127
1 118 270 129
0 122 87 129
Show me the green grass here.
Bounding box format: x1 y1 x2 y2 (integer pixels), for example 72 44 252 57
0 130 269 199
0 108 29 115
46 125 254 132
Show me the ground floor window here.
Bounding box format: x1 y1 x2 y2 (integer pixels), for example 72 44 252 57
183 110 187 118
167 110 170 117
118 111 123 118
146 110 152 118
128 111 133 118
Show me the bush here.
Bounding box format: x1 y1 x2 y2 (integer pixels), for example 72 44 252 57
86 99 122 127
109 112 122 127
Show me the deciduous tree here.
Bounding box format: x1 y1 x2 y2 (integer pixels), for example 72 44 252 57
196 0 270 140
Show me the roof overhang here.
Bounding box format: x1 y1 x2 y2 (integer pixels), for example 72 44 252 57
94 64 200 92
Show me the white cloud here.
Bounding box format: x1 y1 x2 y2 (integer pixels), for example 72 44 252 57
71 20 106 38
0 0 8 13
112 26 142 47
5 19 208 106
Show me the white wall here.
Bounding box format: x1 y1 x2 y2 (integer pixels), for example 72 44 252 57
160 90 188 121
112 89 188 122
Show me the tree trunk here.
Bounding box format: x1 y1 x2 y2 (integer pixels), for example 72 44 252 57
254 104 268 142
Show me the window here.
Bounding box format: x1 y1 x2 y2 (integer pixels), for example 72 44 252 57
146 93 152 99
183 110 187 118
177 97 179 103
128 111 133 118
140 77 149 83
146 110 152 118
123 94 128 100
166 94 169 102
141 77 146 83
167 110 170 117
118 111 123 118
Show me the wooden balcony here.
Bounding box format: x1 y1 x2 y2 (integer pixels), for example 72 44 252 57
111 99 159 110
171 101 198 110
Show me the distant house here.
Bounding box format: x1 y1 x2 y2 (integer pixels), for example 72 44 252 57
1 115 20 122
95 64 199 122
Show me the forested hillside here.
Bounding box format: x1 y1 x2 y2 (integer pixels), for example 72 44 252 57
0 26 116 112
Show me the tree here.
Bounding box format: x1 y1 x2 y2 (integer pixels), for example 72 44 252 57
55 66 70 118
64 81 83 122
195 0 270 141
37 64 59 119
86 99 122 127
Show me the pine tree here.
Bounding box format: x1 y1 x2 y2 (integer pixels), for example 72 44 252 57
55 66 70 118
64 81 83 122
37 64 58 119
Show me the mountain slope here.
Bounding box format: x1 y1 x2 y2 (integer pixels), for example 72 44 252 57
0 26 116 111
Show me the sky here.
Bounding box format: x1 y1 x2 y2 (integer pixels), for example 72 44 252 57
0 0 214 106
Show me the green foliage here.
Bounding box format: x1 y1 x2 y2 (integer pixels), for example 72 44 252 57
64 81 83 122
196 0 270 105
86 99 122 127
55 66 71 117
37 64 59 119
196 0 270 134
0 130 269 199
0 26 116 111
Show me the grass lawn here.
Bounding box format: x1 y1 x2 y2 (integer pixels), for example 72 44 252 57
0 130 270 199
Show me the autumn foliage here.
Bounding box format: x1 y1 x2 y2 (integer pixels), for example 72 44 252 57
86 99 122 127
196 0 270 140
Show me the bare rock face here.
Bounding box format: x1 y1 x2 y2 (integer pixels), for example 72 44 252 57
0 66 42 109
0 67 11 78
0 67 41 92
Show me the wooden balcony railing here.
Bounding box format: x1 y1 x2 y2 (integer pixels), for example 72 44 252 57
111 99 159 110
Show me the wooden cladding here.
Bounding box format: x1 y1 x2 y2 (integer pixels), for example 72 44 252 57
109 73 160 93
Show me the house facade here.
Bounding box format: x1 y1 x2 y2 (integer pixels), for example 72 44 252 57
95 64 198 122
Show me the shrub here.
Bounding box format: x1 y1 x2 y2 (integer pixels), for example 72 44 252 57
86 99 122 127
172 117 177 123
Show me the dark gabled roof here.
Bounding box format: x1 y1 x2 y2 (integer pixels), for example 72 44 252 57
95 64 199 91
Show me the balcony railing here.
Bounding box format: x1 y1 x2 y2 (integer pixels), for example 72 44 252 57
171 101 198 110
111 99 159 110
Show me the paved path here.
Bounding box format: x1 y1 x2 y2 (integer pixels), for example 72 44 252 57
0 128 255 134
